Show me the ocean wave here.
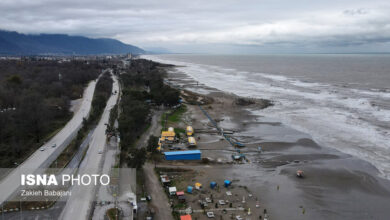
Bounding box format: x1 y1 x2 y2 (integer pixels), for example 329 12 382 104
142 55 390 180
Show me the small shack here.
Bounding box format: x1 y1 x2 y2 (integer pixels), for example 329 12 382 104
210 181 217 189
176 191 185 196
186 126 194 136
169 187 177 196
180 215 192 220
178 195 186 202
177 191 186 202
187 186 193 193
158 137 163 147
160 175 171 186
161 130 176 143
188 137 197 147
224 180 232 187
164 150 201 161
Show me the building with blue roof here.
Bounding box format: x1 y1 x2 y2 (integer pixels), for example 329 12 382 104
164 150 201 160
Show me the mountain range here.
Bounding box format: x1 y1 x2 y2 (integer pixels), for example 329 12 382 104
0 30 144 55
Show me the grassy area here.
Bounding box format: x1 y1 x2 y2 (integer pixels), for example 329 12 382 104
161 105 187 128
107 208 120 220
108 104 118 128
168 105 187 123
174 128 185 136
49 128 90 169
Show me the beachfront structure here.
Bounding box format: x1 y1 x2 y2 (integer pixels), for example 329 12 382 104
176 191 186 202
180 215 192 220
169 187 177 195
164 150 202 161
186 126 194 136
176 191 185 196
178 194 186 202
160 174 171 185
161 130 176 143
188 136 197 147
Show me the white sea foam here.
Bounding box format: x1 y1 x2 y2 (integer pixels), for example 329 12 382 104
142 55 390 180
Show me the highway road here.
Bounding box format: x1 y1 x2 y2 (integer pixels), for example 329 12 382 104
2 129 95 220
0 77 99 206
59 73 120 220
91 136 135 220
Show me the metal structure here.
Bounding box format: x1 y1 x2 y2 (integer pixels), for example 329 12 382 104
197 104 235 147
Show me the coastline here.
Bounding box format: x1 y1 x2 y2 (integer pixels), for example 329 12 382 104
158 61 390 220
144 54 390 181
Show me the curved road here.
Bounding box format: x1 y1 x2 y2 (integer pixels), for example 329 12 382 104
0 77 99 206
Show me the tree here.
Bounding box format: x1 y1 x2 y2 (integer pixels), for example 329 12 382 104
146 135 159 152
127 148 147 169
19 92 48 143
6 74 22 86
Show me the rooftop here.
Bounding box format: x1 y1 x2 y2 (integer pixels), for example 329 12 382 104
164 150 201 156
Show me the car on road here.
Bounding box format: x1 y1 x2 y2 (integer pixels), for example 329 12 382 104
98 150 103 154
40 147 46 151
51 143 56 148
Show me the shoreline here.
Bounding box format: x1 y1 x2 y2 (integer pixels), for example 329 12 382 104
156 61 390 220
144 54 390 181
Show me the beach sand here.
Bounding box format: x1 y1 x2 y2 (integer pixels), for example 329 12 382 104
161 68 390 220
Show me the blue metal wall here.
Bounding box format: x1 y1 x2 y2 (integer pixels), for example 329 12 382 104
165 153 201 160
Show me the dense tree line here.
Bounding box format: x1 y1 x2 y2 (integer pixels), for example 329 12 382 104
122 59 180 106
0 59 102 167
87 71 113 124
118 59 180 168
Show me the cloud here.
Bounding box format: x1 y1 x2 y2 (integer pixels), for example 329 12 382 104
1 0 390 52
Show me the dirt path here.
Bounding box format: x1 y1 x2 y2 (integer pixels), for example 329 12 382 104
143 162 174 220
137 109 173 219
136 110 164 149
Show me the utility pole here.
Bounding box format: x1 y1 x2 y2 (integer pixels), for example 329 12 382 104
19 198 22 220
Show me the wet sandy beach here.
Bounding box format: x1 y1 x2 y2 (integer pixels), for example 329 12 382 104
164 68 390 220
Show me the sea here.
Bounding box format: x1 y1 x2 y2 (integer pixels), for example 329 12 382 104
143 54 390 180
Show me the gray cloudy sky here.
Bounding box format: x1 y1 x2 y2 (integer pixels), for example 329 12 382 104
1 0 390 53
